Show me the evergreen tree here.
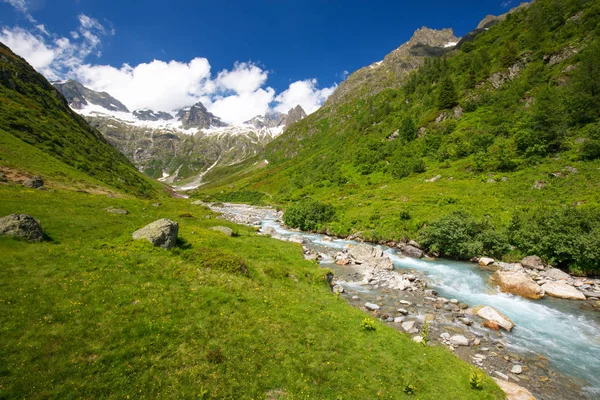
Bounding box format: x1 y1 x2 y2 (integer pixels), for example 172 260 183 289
437 76 458 109
400 117 417 141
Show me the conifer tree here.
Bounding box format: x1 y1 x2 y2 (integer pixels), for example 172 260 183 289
437 76 458 109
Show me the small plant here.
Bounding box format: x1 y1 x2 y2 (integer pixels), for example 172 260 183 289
420 322 430 347
469 369 484 390
403 383 417 395
361 318 376 332
399 211 411 220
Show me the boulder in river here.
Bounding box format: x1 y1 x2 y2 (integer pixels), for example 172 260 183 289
544 268 570 281
492 378 535 400
0 214 44 242
402 245 423 258
478 257 495 266
349 244 382 262
521 255 545 270
492 271 545 300
132 219 178 249
364 256 394 271
474 305 515 331
541 281 586 300
449 335 469 346
288 234 305 244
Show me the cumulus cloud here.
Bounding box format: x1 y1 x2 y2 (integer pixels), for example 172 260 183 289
1 11 337 123
274 79 336 114
0 13 113 79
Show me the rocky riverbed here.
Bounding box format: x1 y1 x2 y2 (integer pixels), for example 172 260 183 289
198 201 600 400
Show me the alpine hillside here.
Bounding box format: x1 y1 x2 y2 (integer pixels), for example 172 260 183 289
197 0 600 274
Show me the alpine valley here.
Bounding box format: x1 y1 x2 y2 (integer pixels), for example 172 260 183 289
2 0 600 399
53 79 307 189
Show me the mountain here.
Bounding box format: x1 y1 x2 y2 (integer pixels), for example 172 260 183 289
176 101 227 129
53 80 307 188
0 43 161 197
324 27 459 107
53 79 130 113
196 0 600 273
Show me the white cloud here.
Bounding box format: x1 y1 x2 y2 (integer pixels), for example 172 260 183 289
0 13 113 80
274 79 336 114
75 58 213 112
1 11 337 124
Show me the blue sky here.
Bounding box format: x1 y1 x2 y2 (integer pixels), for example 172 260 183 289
0 0 523 122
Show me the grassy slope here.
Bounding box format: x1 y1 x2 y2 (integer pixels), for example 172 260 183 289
0 43 162 198
0 184 503 399
196 0 600 266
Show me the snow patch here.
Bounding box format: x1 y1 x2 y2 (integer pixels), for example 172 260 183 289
444 41 458 48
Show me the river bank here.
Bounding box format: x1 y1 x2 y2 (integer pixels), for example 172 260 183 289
199 201 600 400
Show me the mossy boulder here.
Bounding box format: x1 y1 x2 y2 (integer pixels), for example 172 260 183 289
132 219 178 249
0 214 43 242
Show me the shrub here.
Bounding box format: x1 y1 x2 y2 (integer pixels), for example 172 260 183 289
509 206 600 273
360 318 376 332
420 211 509 259
469 370 484 390
283 199 335 231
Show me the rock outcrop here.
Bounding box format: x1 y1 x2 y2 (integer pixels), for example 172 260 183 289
132 219 179 249
541 281 586 300
23 176 44 189
492 271 545 300
0 214 44 242
54 79 130 112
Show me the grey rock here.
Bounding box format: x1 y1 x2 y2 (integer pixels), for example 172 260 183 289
544 268 570 281
0 172 7 182
425 175 442 183
397 308 409 315
521 256 545 270
104 207 129 215
349 244 381 263
402 320 416 332
210 226 234 236
23 176 44 189
402 245 423 258
0 214 44 242
332 284 344 294
54 79 130 112
493 371 509 381
364 257 394 271
365 302 380 311
511 365 523 375
449 335 469 346
132 219 179 249
133 109 173 121
288 234 306 244
176 101 227 129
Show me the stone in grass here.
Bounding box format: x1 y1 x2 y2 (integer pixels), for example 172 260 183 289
0 214 44 242
23 176 44 189
210 226 234 237
104 207 129 215
132 219 178 249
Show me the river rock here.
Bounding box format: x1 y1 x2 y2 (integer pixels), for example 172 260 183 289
544 268 570 281
521 256 545 270
402 321 416 332
104 207 129 215
541 281 586 300
402 245 423 258
511 365 523 374
449 335 469 346
475 306 515 331
132 219 178 249
288 234 305 244
263 226 277 236
332 284 344 294
408 240 421 249
492 271 545 300
349 244 382 262
23 176 44 189
478 257 495 266
365 302 380 311
492 378 536 400
583 291 600 299
364 256 394 271
0 214 44 242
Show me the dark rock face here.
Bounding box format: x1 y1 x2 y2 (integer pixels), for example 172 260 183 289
23 176 44 188
53 80 130 113
285 105 307 129
0 214 44 241
133 109 173 121
176 102 227 129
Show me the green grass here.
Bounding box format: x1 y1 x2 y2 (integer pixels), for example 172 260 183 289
0 184 503 399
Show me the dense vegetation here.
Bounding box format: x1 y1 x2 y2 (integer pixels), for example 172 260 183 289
283 198 335 231
198 0 600 273
0 43 161 197
0 184 503 399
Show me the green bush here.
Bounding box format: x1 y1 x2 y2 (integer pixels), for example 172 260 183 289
421 211 509 259
360 318 376 332
283 198 335 231
509 206 600 273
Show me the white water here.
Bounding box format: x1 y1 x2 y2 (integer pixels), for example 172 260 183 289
259 217 600 395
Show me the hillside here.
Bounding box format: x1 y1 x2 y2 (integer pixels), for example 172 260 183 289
197 0 600 273
0 44 164 197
